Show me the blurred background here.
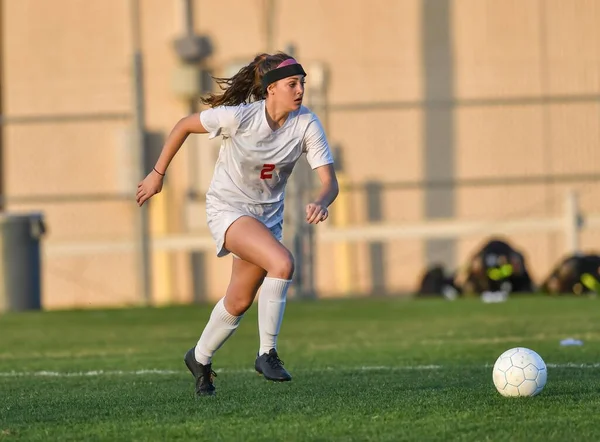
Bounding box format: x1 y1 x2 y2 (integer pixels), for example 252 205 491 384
0 0 599 311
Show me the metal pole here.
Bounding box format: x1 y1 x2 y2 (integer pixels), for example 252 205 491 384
303 63 329 299
265 0 276 52
182 0 194 35
130 0 152 305
180 0 201 199
0 0 4 212
565 189 580 255
179 0 208 303
281 43 306 297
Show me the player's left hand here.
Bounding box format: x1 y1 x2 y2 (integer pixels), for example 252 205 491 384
305 202 328 224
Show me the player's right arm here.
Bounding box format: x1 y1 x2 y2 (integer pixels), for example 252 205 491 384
136 113 207 207
153 113 208 174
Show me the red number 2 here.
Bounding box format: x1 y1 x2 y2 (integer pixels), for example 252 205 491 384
260 164 275 179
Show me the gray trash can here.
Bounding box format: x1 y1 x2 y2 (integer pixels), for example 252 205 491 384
0 212 45 313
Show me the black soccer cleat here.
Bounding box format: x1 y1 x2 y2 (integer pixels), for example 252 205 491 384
255 349 292 382
184 347 217 397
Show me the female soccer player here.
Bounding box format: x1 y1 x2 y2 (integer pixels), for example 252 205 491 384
136 52 338 396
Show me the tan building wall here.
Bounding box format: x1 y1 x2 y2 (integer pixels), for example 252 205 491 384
2 0 599 309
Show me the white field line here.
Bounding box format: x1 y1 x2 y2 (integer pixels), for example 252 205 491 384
0 363 598 378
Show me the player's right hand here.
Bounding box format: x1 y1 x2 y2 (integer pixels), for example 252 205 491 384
136 171 164 207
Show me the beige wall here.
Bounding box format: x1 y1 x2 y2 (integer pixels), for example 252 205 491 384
3 0 600 309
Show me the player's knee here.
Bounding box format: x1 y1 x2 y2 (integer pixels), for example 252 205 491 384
224 295 253 316
268 250 295 279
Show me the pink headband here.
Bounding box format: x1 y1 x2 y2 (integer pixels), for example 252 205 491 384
276 58 299 68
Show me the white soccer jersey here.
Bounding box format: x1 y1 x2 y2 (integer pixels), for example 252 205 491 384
200 99 334 230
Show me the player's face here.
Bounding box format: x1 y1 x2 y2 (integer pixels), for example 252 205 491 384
272 75 305 111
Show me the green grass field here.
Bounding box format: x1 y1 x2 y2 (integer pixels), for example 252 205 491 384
1 296 599 441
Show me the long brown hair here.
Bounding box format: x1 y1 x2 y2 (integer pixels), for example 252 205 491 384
200 52 294 108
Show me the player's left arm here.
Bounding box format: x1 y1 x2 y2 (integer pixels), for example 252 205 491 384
306 164 339 225
303 116 338 224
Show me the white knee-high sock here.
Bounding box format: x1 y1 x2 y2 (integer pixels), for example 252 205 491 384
258 277 292 356
195 298 243 365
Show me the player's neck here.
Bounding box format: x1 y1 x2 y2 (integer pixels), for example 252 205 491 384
264 100 290 131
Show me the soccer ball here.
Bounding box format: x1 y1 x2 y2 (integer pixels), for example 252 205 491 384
492 347 547 397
